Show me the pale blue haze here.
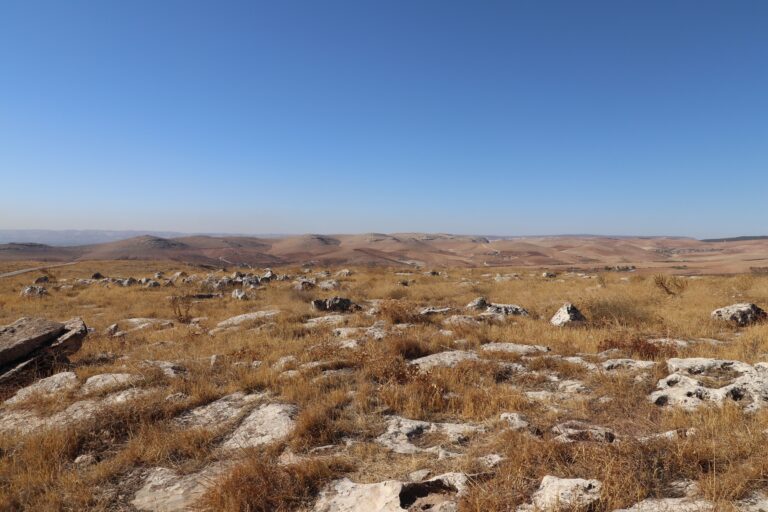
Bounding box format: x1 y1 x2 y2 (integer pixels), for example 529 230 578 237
1 1 766 237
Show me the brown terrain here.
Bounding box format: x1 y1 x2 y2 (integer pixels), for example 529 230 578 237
1 234 767 274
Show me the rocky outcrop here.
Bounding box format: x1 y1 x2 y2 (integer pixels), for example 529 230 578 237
409 350 479 370
518 475 602 511
650 358 768 411
376 415 480 456
313 472 469 512
0 317 87 383
711 303 766 326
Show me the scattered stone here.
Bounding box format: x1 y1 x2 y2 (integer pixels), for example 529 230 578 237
410 350 479 370
550 303 586 327
480 342 550 355
80 373 141 394
419 306 453 316
650 358 768 411
294 279 316 291
466 297 489 310
319 279 340 291
376 415 479 456
552 420 616 443
175 392 263 429
500 412 530 431
221 403 298 450
602 359 656 371
711 303 766 326
20 285 48 297
314 472 469 512
518 475 602 512
5 371 79 404
311 297 361 313
0 317 87 382
132 464 229 512
215 310 280 328
484 303 529 317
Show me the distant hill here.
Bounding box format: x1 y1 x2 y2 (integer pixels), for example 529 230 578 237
2 232 768 273
702 236 768 243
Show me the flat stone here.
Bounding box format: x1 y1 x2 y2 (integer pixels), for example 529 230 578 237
221 403 297 450
5 371 78 405
480 343 550 355
80 373 141 394
410 351 479 370
132 463 229 512
518 475 602 512
215 311 280 328
0 317 65 367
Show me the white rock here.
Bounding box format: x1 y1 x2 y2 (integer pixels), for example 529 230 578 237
500 412 530 431
175 392 262 429
711 303 766 326
518 475 602 511
376 416 479 455
480 343 550 355
550 303 586 327
215 310 280 328
5 371 78 404
80 373 141 394
221 403 297 450
409 351 479 370
132 464 229 512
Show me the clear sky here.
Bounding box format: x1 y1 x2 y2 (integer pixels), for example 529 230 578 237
1 1 766 238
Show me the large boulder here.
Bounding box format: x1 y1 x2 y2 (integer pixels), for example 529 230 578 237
0 317 87 382
711 303 766 326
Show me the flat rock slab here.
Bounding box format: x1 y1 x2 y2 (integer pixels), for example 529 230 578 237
0 317 65 367
409 350 479 370
175 392 263 429
215 310 280 329
132 463 229 512
221 403 297 450
376 415 480 456
518 475 602 512
313 472 468 512
480 343 550 355
5 371 78 405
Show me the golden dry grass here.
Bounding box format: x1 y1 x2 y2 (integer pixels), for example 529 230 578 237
1 261 768 510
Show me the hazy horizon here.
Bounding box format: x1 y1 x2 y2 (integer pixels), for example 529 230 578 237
2 1 766 238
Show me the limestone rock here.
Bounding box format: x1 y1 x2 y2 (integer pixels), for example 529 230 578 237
480 343 550 355
311 297 361 313
410 350 479 370
5 371 78 405
221 403 297 450
313 472 469 512
518 475 602 511
550 303 586 327
711 303 766 326
650 358 768 412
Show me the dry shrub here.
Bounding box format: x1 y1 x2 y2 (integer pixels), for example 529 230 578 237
290 390 354 451
387 337 434 360
584 296 653 328
378 299 427 324
653 274 688 296
201 454 352 512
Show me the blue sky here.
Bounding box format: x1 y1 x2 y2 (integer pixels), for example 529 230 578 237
1 1 766 237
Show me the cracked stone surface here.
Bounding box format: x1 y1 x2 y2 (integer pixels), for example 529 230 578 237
410 350 480 370
518 475 602 511
313 472 469 512
650 358 768 411
376 415 480 456
221 403 298 450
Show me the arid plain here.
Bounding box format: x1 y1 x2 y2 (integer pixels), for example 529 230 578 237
2 243 768 511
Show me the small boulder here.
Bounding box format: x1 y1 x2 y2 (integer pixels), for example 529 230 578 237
711 303 766 326
550 303 586 327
